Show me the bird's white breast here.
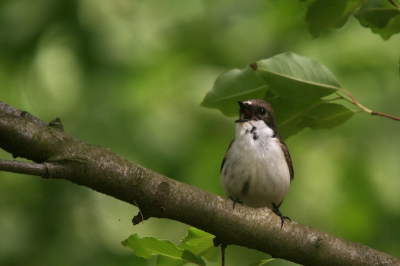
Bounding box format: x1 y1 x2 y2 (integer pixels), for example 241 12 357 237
220 120 290 209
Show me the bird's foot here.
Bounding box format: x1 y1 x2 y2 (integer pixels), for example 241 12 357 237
272 203 291 228
228 196 243 209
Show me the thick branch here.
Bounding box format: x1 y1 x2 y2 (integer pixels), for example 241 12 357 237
0 101 399 266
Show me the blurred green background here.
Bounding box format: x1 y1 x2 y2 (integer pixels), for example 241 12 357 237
0 1 399 265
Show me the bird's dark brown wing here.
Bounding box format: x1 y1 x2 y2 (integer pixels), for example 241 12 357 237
220 139 235 173
280 142 294 181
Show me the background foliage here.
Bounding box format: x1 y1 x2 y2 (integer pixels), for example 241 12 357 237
0 1 399 265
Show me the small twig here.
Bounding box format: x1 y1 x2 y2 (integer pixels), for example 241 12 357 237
336 89 372 113
133 200 144 225
0 160 44 176
212 237 227 266
221 244 227 266
336 89 400 121
371 111 400 121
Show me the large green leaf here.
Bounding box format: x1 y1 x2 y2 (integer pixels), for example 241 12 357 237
255 52 341 102
303 0 362 38
354 0 400 40
121 234 205 266
297 102 354 129
265 92 318 140
266 91 354 139
200 66 267 116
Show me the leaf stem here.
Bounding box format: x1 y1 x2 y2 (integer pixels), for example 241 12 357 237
335 89 400 121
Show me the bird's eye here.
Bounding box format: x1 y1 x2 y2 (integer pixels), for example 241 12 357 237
258 108 266 115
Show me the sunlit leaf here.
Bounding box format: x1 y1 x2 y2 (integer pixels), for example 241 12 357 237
248 258 275 266
181 227 215 246
200 66 267 116
156 256 183 266
121 234 205 266
157 228 218 265
255 52 341 102
180 228 219 262
303 0 361 38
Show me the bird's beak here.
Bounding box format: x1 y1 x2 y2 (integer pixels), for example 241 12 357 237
235 101 253 123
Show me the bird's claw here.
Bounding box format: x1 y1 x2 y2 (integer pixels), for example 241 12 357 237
228 196 243 209
272 203 291 228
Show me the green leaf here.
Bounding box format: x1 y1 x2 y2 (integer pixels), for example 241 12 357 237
255 52 341 102
201 52 355 140
298 102 354 129
180 228 218 262
354 0 400 40
121 234 205 266
355 0 400 28
200 65 267 116
265 92 354 139
248 258 275 266
181 227 214 245
373 15 400 40
265 92 318 140
303 0 361 38
157 228 218 266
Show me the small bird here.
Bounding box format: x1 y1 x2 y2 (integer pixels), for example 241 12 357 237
220 99 294 227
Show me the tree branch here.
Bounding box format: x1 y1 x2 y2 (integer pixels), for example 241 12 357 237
0 101 399 266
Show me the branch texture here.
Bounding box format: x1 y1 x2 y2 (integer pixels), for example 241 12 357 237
0 101 399 266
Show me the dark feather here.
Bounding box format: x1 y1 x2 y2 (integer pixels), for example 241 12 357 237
280 141 294 181
241 180 250 196
220 139 235 173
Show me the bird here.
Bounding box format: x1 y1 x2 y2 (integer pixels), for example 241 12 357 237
220 99 294 227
